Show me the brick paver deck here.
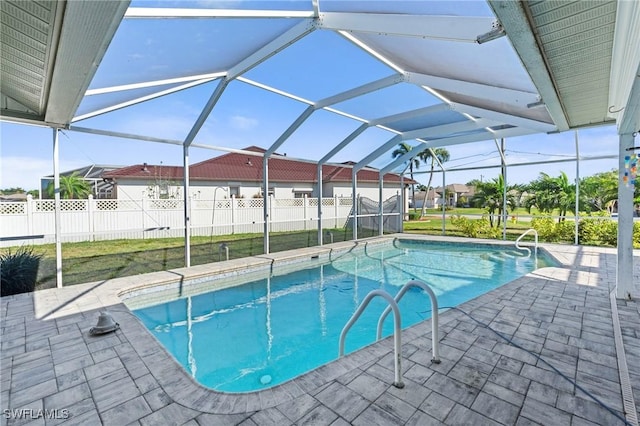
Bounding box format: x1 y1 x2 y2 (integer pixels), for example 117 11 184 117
2 236 639 425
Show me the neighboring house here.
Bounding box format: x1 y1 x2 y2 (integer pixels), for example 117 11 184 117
0 193 28 202
41 164 124 199
409 191 440 209
102 146 413 201
409 184 475 209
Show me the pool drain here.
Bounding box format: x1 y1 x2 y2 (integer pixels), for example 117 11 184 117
260 375 272 385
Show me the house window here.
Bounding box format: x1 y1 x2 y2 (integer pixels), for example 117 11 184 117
293 188 313 198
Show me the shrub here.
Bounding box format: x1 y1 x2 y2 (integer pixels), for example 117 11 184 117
1 246 42 297
634 222 640 249
556 220 576 243
578 214 617 246
408 211 421 220
531 216 557 241
451 215 492 238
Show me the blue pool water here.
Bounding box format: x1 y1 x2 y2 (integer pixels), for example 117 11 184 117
131 240 555 392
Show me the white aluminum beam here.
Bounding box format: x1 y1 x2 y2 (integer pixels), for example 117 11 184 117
53 129 62 288
319 123 369 164
73 77 216 122
451 103 556 133
125 8 315 19
315 74 403 109
380 143 429 175
184 78 229 147
405 71 540 109
401 118 500 141
354 135 403 172
418 126 537 149
369 104 452 126
319 12 496 42
85 72 226 96
488 1 569 131
228 19 316 80
265 105 315 156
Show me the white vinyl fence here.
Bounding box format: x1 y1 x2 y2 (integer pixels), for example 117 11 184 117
0 195 359 247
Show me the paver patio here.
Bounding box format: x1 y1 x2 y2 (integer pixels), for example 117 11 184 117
1 236 639 425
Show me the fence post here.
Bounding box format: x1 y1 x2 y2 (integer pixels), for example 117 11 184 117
231 195 236 235
303 194 308 230
334 195 339 228
26 194 34 236
87 194 95 241
142 197 147 239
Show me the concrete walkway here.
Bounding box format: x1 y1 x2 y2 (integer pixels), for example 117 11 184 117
1 237 639 425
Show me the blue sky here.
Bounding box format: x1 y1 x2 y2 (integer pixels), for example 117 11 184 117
0 0 621 191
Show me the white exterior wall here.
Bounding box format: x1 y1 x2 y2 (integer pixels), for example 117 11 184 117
114 180 403 201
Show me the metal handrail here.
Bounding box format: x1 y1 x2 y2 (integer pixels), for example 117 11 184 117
339 289 404 388
376 280 441 364
515 228 538 257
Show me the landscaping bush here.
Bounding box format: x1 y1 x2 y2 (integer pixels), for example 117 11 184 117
1 246 42 296
451 215 496 238
531 216 558 241
408 211 421 220
578 214 617 246
555 220 576 243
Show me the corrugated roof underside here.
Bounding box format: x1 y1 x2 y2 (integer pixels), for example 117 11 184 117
0 0 57 115
528 0 616 127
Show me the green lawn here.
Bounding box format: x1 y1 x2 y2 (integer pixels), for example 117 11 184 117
403 216 542 240
20 228 377 290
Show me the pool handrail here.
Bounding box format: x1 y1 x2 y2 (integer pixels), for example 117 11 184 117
376 280 441 364
339 289 405 388
515 228 538 257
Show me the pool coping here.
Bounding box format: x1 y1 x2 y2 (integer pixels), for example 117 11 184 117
30 234 568 414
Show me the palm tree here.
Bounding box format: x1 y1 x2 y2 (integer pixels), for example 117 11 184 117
471 174 516 227
46 172 92 199
391 142 421 211
525 171 575 221
419 147 450 217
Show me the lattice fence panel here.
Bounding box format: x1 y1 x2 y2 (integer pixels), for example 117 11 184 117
35 200 55 212
149 199 182 209
61 200 88 211
0 203 25 214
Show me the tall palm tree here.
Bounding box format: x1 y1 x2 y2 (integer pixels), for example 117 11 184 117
525 171 575 222
471 174 516 227
419 147 450 217
46 172 92 199
391 142 421 211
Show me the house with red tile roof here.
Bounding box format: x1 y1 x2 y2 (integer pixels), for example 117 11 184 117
102 146 414 201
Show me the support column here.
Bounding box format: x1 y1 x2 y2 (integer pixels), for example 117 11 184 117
441 171 446 235
378 174 384 236
575 131 580 245
263 157 270 254
616 133 636 299
53 129 63 288
183 144 191 267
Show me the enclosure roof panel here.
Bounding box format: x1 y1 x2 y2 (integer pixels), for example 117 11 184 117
2 0 639 158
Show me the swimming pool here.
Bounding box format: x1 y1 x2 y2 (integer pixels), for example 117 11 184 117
128 239 555 393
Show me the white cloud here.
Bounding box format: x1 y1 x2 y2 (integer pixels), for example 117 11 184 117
229 115 258 130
